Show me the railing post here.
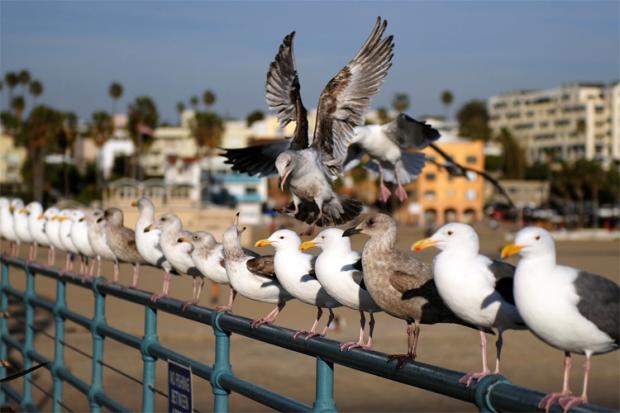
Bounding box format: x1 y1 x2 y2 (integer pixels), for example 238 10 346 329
141 305 158 413
88 280 106 413
20 265 36 411
211 312 231 413
313 357 336 413
0 260 10 406
51 278 66 413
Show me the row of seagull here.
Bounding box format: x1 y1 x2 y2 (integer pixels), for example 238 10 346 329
1 197 617 411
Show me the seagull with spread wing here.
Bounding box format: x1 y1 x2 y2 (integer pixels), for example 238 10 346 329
222 17 394 231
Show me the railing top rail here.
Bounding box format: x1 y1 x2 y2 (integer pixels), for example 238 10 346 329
0 255 615 413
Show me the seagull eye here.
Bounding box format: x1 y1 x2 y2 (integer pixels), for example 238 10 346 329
177 238 183 243
279 236 284 240
321 236 325 240
367 218 374 226
447 231 453 236
535 235 541 241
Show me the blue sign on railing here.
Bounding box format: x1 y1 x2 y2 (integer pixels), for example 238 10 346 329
168 360 193 413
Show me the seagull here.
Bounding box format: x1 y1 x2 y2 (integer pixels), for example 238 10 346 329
344 114 439 202
133 198 164 267
87 209 116 277
14 204 34 260
343 213 479 367
222 222 293 327
145 214 201 302
45 210 65 267
502 227 619 412
184 231 234 311
222 17 393 232
300 228 382 350
102 208 147 286
1 199 22 256
70 209 96 277
59 209 80 272
255 229 341 339
412 223 526 386
40 207 60 265
25 202 47 263
0 197 8 252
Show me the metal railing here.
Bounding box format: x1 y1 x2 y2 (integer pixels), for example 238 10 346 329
0 254 614 413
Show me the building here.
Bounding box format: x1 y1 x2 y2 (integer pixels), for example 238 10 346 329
397 135 485 227
488 82 620 166
0 132 26 187
485 179 549 208
421 116 459 137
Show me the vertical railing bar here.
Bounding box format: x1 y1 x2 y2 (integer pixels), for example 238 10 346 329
0 260 10 406
141 305 158 412
211 312 232 413
51 278 66 413
20 264 35 411
313 356 337 413
88 279 106 413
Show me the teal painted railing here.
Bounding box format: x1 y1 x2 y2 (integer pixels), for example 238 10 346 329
0 254 615 413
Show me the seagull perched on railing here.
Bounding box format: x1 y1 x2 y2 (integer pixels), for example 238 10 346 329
14 204 34 261
87 209 116 277
222 17 393 233
300 228 382 350
58 209 79 272
222 221 292 327
413 223 526 386
103 208 147 287
40 207 60 265
1 199 21 256
255 229 340 340
502 227 619 412
26 202 47 263
70 210 96 278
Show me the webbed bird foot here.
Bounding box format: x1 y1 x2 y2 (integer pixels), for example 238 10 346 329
538 391 573 412
339 340 367 351
250 318 272 328
150 292 167 303
395 185 408 202
558 395 586 413
215 305 232 313
387 353 415 369
181 299 199 311
293 330 309 340
379 184 391 203
459 370 492 387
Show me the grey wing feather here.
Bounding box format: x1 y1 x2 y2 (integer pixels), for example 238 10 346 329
488 260 516 305
573 271 620 345
383 114 441 149
265 31 309 149
220 140 290 177
387 251 434 293
312 17 394 176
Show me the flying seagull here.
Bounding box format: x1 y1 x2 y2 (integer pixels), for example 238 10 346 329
413 223 526 386
222 17 394 231
502 227 618 412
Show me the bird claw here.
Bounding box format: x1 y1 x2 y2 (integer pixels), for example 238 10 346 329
395 185 408 202
387 353 415 369
293 330 308 340
250 318 271 328
558 395 586 412
339 341 363 351
181 300 198 311
379 185 391 203
459 371 492 387
538 391 573 412
215 305 232 312
150 293 166 303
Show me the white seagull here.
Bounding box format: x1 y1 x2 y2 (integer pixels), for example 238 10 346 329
255 229 340 339
2 199 22 256
300 228 382 350
413 223 526 386
222 222 292 327
40 207 60 265
45 210 66 267
14 204 35 260
59 209 79 272
70 209 96 277
26 202 47 263
502 227 619 412
133 198 165 268
87 209 116 276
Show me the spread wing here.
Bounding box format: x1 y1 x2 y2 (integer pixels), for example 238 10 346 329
312 17 394 176
383 114 441 149
220 140 290 177
247 255 276 279
265 31 309 150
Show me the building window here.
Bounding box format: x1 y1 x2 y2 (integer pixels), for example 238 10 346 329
425 173 436 181
466 155 477 164
246 187 257 195
465 189 477 201
424 190 436 200
446 189 455 198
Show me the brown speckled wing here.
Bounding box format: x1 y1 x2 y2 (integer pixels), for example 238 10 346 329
247 255 276 279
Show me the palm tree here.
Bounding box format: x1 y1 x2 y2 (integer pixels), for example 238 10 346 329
376 107 390 124
11 95 25 120
190 95 199 111
441 90 454 118
203 90 216 111
90 111 114 191
18 70 31 95
176 101 186 125
5 72 18 104
128 96 159 180
246 110 264 127
392 93 410 113
29 80 43 104
109 82 123 114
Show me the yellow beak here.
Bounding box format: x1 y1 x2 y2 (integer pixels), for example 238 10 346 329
254 239 272 248
131 201 137 207
9 206 14 213
19 208 28 214
501 243 524 259
38 214 45 220
411 238 436 251
177 237 190 243
299 241 317 251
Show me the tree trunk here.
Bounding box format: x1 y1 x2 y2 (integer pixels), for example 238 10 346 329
32 148 45 202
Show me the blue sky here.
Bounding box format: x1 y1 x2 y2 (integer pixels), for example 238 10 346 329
1 1 618 123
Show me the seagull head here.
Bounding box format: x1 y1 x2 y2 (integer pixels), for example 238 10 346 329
412 223 479 255
25 202 43 218
342 213 395 239
502 226 556 260
255 229 300 251
0 198 8 209
275 152 297 191
103 208 124 227
72 209 86 223
222 223 246 249
148 213 181 234
132 197 154 212
43 207 60 221
9 198 23 213
300 228 351 252
175 232 194 254
188 231 217 252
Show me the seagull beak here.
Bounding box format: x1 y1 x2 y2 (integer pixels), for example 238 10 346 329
501 243 524 259
411 238 436 252
19 208 28 214
9 206 14 213
254 239 272 248
177 237 190 243
131 201 138 207
280 169 292 191
144 224 152 233
38 214 45 220
299 241 317 251
342 227 361 237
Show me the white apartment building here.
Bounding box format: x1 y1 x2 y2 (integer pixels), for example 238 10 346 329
488 82 620 166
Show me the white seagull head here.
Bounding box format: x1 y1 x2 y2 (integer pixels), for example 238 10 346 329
255 229 301 251
412 223 479 255
275 152 297 191
502 226 556 260
187 231 217 252
300 228 351 252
